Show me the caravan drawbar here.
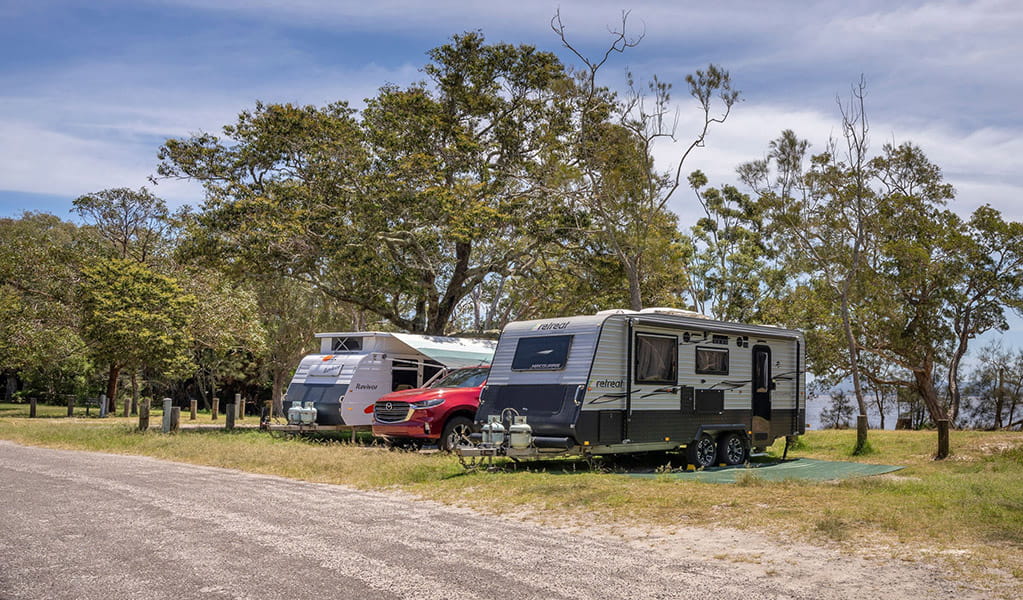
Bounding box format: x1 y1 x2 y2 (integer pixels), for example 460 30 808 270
457 309 805 467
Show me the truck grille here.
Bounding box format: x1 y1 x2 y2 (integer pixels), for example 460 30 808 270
374 401 413 423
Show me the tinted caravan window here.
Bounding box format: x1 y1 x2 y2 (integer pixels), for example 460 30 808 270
695 347 729 375
635 333 678 384
511 335 573 371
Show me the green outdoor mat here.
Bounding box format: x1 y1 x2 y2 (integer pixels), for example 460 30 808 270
624 458 903 483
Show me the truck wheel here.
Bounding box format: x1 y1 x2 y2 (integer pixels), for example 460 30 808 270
717 432 748 465
439 416 473 453
687 434 718 469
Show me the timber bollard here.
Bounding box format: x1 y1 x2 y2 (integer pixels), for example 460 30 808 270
29 397 37 418
170 407 181 432
211 396 219 420
190 399 197 420
225 403 236 430
236 393 245 420
161 398 173 433
936 419 950 459
99 394 108 418
67 396 74 417
139 398 150 431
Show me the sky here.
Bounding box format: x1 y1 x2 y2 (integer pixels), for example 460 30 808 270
1 0 1021 348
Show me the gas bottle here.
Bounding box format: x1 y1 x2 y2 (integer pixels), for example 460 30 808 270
509 416 532 449
287 401 303 425
301 401 317 425
481 415 505 446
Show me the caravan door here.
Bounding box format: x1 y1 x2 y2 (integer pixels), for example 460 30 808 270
751 345 773 445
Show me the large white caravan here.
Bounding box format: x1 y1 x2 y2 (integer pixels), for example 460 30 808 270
459 309 805 467
286 332 496 427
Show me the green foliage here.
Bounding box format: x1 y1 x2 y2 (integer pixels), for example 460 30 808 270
160 32 578 334
79 258 195 379
0 214 94 398
687 172 782 321
72 187 170 263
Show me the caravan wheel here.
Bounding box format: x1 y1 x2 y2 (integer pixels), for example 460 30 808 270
687 434 718 469
717 433 749 465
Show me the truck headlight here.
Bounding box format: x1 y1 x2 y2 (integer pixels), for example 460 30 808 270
410 398 445 410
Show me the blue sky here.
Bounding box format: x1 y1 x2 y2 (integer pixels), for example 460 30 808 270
2 0 1021 348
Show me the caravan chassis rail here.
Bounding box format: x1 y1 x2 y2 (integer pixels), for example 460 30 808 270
456 440 688 460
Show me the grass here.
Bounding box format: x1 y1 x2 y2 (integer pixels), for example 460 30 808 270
2 403 1022 595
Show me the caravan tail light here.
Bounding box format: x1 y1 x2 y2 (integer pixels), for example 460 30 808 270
364 405 374 414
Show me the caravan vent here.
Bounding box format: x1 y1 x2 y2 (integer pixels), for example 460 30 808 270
595 309 640 316
711 334 729 345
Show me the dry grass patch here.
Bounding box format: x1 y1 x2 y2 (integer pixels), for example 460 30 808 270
2 410 1021 594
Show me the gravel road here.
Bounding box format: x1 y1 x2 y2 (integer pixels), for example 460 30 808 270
0 441 983 599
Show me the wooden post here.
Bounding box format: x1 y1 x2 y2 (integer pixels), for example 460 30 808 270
936 419 950 460
138 398 150 431
226 403 236 430
161 398 173 433
122 395 130 418
236 393 245 420
170 407 181 432
67 396 75 417
29 397 37 418
99 394 108 418
190 399 197 421
211 396 219 420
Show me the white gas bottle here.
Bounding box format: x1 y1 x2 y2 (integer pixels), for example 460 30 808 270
481 415 505 446
287 401 303 425
301 401 317 425
509 416 532 449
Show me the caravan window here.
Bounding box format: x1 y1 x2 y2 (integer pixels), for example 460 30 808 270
331 337 362 352
635 333 678 384
512 335 573 371
286 383 348 404
695 347 729 375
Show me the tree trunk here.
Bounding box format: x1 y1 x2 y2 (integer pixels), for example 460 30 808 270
625 258 643 311
271 369 287 420
994 368 1004 429
128 371 138 417
839 290 868 453
946 326 970 426
913 369 949 424
105 363 121 415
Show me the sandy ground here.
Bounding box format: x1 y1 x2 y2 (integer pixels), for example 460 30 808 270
0 441 1002 599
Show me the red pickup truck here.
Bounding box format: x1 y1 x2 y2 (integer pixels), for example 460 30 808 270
372 366 489 451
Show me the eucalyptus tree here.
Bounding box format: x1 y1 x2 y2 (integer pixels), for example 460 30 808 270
553 11 739 311
72 187 170 264
686 171 782 322
160 33 578 335
943 206 1023 424
740 82 879 453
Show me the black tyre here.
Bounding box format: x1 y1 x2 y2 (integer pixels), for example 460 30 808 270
716 432 749 465
439 416 474 453
687 434 718 469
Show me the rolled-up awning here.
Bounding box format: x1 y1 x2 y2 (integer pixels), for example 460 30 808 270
390 333 496 367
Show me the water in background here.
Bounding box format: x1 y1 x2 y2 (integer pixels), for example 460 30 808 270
804 394 900 431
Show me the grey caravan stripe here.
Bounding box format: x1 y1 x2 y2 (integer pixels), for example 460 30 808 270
582 313 614 408
629 315 802 340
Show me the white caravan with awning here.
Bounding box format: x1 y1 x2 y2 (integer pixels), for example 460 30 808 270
285 332 496 427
